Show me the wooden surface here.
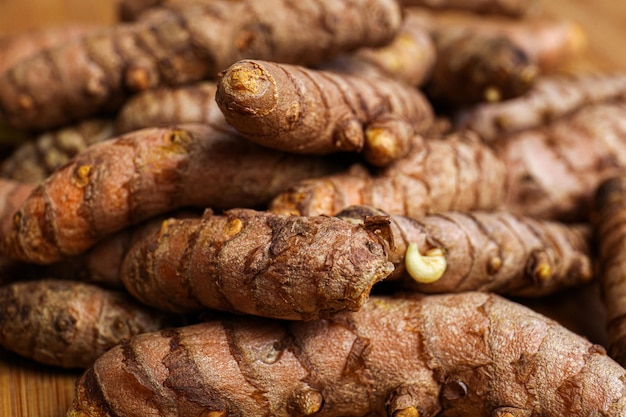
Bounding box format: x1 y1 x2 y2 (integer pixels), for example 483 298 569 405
0 1 625 416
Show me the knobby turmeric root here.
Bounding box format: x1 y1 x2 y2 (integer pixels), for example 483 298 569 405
114 82 225 134
320 11 437 88
66 292 626 417
337 205 593 297
121 208 393 320
216 59 434 167
0 118 115 183
592 174 626 367
0 279 178 368
0 24 101 75
496 101 626 221
269 131 506 218
455 72 626 141
0 0 402 130
0 124 342 264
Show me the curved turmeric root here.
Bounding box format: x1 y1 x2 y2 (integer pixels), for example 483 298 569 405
121 208 393 320
593 174 626 366
455 72 626 141
114 82 224 134
0 0 402 130
0 124 342 264
67 292 626 417
269 131 506 218
216 59 434 166
337 205 593 297
0 118 114 183
0 279 178 368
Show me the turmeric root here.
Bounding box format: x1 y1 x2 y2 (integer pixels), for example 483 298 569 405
0 24 101 75
120 208 393 319
216 59 434 167
0 118 114 183
496 101 626 221
0 123 343 264
0 279 178 368
455 72 626 141
319 11 437 88
337 205 593 296
114 82 224 134
426 30 538 105
592 174 626 366
67 292 626 417
269 131 506 218
0 0 402 130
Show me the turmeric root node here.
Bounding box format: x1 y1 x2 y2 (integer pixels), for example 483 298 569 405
72 164 92 188
405 243 447 284
218 61 276 116
393 407 420 417
289 387 324 416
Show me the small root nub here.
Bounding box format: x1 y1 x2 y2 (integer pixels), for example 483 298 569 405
289 387 324 416
405 243 446 284
393 406 420 417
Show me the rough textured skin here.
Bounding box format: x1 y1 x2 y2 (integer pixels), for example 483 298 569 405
0 279 177 369
426 30 537 105
455 72 626 141
320 11 437 87
0 119 114 183
411 8 586 73
269 132 506 218
496 102 626 221
115 82 225 134
121 208 393 320
216 60 434 166
592 175 626 367
399 0 535 16
0 24 100 75
0 0 402 130
0 124 343 264
337 206 593 296
66 292 626 417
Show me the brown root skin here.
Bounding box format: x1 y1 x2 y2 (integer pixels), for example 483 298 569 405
319 11 437 88
114 82 226 134
592 175 626 367
337 205 594 297
269 132 506 218
67 292 626 417
455 72 626 141
426 31 538 106
0 279 178 369
121 208 394 320
216 59 433 164
0 124 343 264
1 119 114 184
496 101 626 221
0 0 402 130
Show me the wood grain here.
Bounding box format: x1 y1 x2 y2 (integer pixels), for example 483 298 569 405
0 0 624 416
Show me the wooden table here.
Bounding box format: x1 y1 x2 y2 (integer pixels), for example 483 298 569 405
0 1 625 416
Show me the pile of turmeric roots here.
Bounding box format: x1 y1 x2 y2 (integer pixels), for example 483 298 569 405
2 0 626 415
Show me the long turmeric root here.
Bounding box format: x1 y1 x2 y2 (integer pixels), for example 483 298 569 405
216 59 434 167
0 0 402 130
114 82 224 134
0 118 114 183
496 101 626 221
67 292 626 417
455 72 626 141
337 205 593 296
269 131 506 218
0 279 178 368
592 174 626 367
120 208 393 319
0 124 342 264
